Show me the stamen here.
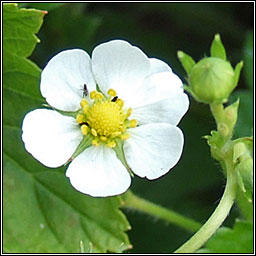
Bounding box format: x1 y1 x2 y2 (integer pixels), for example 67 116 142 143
81 125 88 135
126 108 132 118
91 128 97 137
130 119 138 128
107 89 116 97
95 92 103 100
106 141 116 148
121 133 130 140
92 139 99 147
100 136 108 142
111 131 122 138
90 90 97 99
120 125 126 133
80 98 88 108
116 98 124 108
83 105 89 114
76 114 85 124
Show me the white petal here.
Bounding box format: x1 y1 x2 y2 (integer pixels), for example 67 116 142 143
129 69 189 125
148 58 172 75
40 49 96 111
124 123 184 180
22 109 83 167
130 70 184 107
66 145 131 197
131 90 189 126
92 40 150 106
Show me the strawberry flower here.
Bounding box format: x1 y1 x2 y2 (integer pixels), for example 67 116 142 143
22 40 189 197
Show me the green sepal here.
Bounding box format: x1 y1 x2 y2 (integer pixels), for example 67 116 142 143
177 51 196 74
42 103 79 118
64 135 93 165
210 34 226 60
221 99 239 138
233 137 253 162
233 137 253 203
233 61 244 89
204 130 225 162
113 140 133 177
183 84 199 101
236 159 253 203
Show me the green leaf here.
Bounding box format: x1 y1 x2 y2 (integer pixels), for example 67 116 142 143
210 34 226 60
197 219 253 253
177 51 196 74
3 3 45 127
3 3 46 57
243 31 253 90
3 4 131 253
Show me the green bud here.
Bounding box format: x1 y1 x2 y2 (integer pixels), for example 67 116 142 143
188 57 235 104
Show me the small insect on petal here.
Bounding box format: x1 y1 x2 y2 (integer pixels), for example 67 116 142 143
111 96 118 102
83 84 88 97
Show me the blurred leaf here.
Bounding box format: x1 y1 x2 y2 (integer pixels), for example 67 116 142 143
197 219 253 253
18 3 66 11
230 90 253 138
3 4 131 253
242 31 253 90
31 3 101 68
210 34 226 60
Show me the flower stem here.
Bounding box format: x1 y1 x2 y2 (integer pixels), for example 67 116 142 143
121 191 201 233
210 103 224 124
174 159 237 253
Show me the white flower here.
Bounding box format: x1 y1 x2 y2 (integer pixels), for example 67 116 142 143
22 40 189 197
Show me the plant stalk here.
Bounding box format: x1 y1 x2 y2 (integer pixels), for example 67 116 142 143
174 159 237 253
122 191 201 233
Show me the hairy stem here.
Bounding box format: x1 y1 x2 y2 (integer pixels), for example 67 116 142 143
121 191 201 233
210 103 224 124
174 159 237 253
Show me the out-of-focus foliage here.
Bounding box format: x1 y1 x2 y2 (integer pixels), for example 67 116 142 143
242 31 253 91
13 3 254 253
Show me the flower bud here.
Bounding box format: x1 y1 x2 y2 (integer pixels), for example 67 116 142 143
188 57 235 104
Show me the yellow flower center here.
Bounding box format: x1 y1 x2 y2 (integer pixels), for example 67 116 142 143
76 88 137 148
87 101 125 137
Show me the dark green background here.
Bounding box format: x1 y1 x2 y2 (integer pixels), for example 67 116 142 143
19 2 254 253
